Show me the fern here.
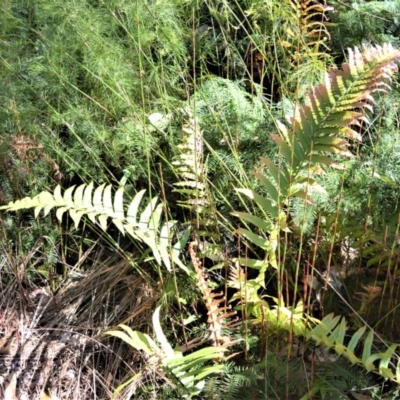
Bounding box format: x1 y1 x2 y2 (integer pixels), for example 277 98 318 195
0 183 186 272
273 43 400 193
281 0 334 97
106 306 225 398
188 239 239 352
308 312 400 383
172 108 209 220
229 43 400 385
330 0 400 51
171 107 226 248
244 0 333 100
206 354 372 399
233 44 400 271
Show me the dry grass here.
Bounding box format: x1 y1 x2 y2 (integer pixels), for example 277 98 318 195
0 253 159 399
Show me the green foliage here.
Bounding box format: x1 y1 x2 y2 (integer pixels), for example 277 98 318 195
0 182 189 272
245 0 333 98
233 43 400 249
0 0 190 185
230 43 400 385
3 0 400 398
193 77 266 145
329 0 400 51
172 108 217 236
106 306 225 399
228 262 310 336
192 77 276 194
228 45 400 332
206 355 374 399
308 313 400 382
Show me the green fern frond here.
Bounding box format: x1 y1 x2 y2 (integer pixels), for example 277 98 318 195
0 183 176 270
283 44 400 172
234 44 400 247
173 108 206 214
230 45 400 386
106 306 225 398
173 107 219 242
308 312 400 382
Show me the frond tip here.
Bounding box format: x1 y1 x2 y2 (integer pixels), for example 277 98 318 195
0 183 174 269
285 43 400 173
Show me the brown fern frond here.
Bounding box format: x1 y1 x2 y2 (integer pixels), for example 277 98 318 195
188 240 239 351
299 0 333 49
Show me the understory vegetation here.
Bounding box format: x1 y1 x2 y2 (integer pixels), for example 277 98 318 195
2 1 400 399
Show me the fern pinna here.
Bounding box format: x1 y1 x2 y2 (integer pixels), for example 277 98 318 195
106 306 227 398
308 313 400 383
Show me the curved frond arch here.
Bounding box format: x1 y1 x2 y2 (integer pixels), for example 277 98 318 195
0 183 179 271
